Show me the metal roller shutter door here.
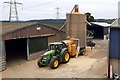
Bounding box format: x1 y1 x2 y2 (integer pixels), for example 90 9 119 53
0 41 6 72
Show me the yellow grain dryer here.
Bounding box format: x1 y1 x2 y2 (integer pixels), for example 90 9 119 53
62 36 86 57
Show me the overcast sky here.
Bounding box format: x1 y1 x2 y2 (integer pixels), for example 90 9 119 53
0 0 119 20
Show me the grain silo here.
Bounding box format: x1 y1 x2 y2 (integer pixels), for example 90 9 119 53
66 5 86 47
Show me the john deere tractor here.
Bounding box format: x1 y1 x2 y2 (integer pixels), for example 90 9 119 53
37 42 70 69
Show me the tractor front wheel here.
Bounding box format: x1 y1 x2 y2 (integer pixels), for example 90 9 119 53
37 57 43 67
50 57 59 69
62 51 70 63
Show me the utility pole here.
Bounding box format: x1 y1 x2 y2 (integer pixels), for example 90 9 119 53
56 7 60 19
4 0 22 21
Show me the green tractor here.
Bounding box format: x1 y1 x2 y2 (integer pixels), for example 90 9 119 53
37 42 70 69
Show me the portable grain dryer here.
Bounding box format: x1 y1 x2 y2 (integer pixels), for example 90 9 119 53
66 5 86 48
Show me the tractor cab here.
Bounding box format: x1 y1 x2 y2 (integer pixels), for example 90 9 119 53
48 42 66 53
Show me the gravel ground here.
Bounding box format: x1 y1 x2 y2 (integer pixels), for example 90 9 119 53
2 40 108 78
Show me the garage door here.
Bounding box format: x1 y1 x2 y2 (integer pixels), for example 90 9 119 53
0 41 6 72
29 37 48 54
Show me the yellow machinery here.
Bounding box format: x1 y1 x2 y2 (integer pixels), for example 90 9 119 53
59 5 86 54
62 36 86 57
59 5 86 57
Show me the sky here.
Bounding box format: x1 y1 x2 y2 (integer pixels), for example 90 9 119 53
0 0 120 20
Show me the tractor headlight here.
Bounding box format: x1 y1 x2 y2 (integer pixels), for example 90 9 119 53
43 56 48 60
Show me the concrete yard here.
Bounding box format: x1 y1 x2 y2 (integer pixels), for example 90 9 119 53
2 40 108 78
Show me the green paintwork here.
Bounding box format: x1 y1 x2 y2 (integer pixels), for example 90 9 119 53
60 48 68 55
40 50 55 66
43 50 55 56
60 48 68 61
38 43 68 67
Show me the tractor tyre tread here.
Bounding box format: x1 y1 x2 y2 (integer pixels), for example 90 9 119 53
50 57 59 69
62 51 70 63
37 58 44 67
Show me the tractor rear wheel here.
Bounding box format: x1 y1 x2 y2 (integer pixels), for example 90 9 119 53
62 51 70 63
37 57 43 67
50 57 59 69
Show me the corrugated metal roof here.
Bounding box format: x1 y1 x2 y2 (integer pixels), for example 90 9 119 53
43 23 64 29
91 22 110 27
1 22 64 36
1 22 37 35
27 19 65 30
111 18 120 28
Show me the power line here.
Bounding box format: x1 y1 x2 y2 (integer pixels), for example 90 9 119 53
3 0 22 21
24 0 59 9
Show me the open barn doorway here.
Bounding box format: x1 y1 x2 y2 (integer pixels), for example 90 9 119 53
5 38 28 67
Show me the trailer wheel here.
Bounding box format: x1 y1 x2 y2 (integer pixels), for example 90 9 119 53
37 57 43 67
50 57 59 69
80 49 86 55
62 51 70 63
